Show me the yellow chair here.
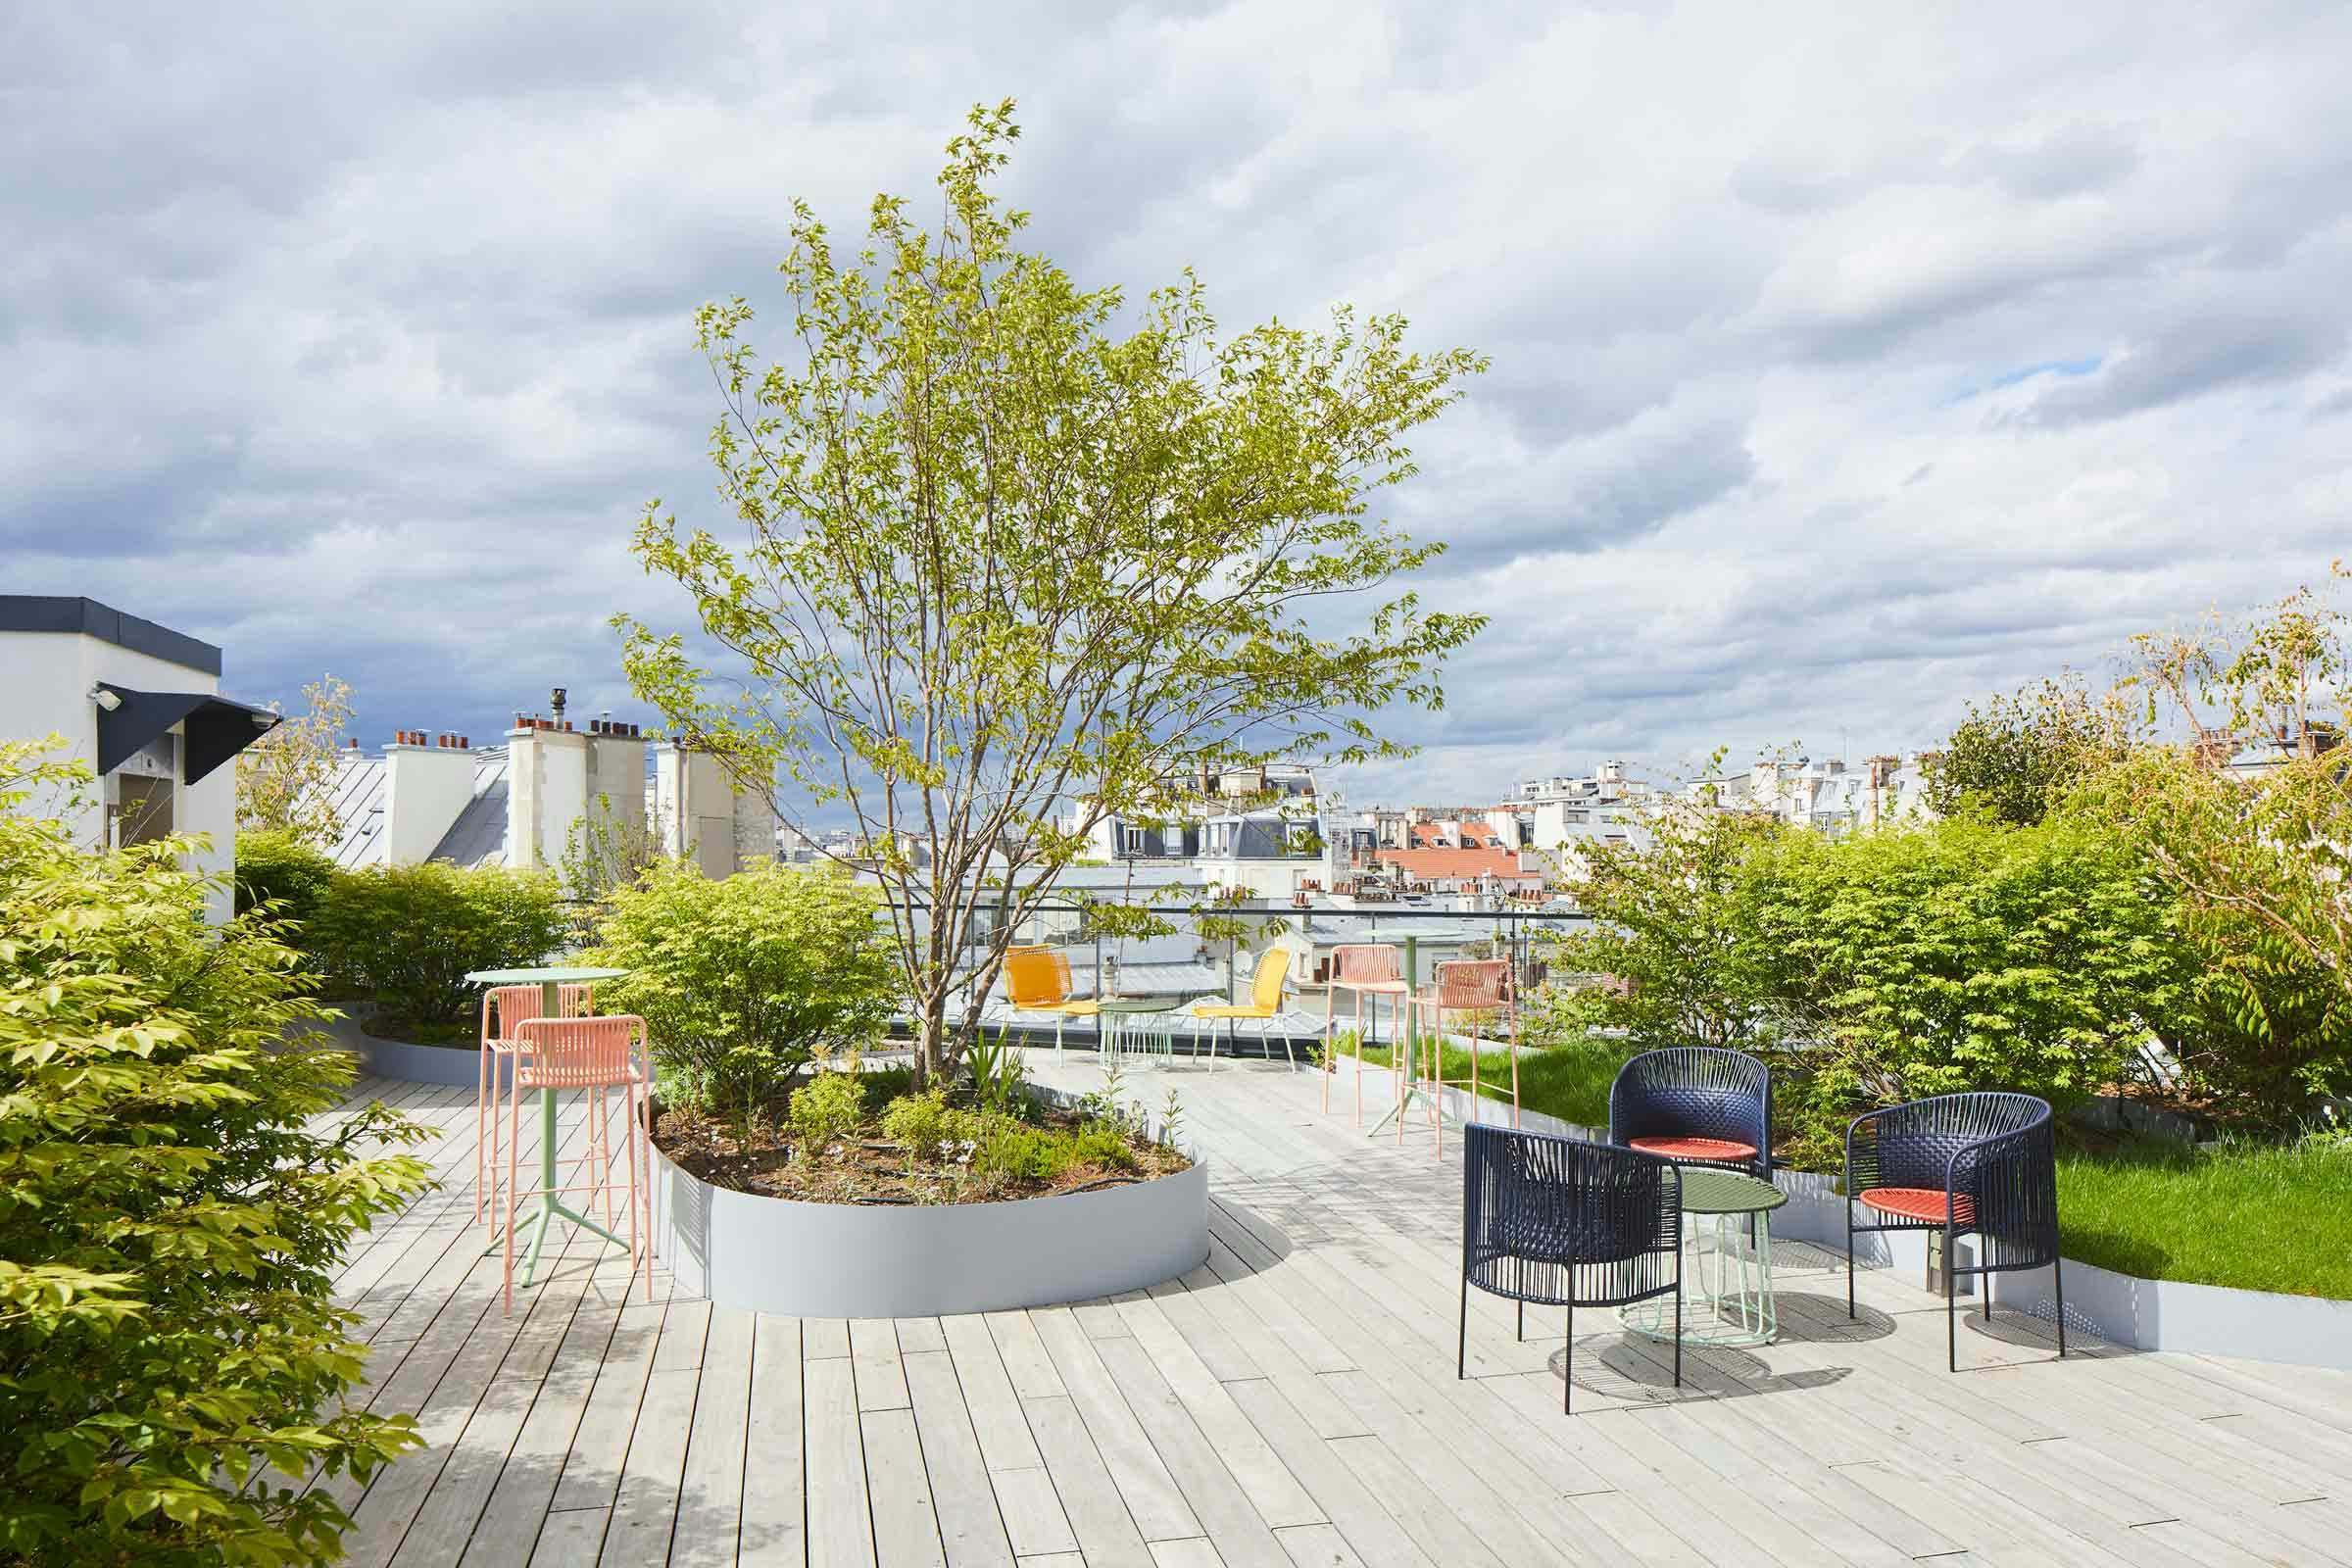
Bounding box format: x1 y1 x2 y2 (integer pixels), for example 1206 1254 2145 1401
1192 947 1298 1070
1003 946 1099 1058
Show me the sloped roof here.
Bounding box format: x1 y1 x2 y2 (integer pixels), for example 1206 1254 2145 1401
1371 846 1540 882
318 747 512 870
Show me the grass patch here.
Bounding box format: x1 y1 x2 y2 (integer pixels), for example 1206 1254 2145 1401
2055 1134 2352 1299
1323 1031 1628 1131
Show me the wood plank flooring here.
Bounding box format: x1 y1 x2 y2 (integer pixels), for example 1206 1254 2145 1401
322 1060 2352 1567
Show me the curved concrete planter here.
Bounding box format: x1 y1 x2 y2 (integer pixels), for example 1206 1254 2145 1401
313 1014 497 1089
652 1099 1209 1318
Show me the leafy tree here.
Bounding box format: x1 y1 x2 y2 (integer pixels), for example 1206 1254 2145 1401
0 739 433 1565
616 102 1486 1079
1924 673 2125 827
583 862 897 1122
1542 803 1794 1054
236 673 355 847
560 793 663 903
308 862 567 1040
2084 567 2352 1116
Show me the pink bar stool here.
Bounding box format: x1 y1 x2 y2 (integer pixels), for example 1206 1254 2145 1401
1322 944 1410 1127
477 982 593 1231
1403 958 1520 1154
503 1014 655 1312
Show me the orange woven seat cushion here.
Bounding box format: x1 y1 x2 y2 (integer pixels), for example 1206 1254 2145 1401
1859 1187 1976 1226
1628 1136 1757 1163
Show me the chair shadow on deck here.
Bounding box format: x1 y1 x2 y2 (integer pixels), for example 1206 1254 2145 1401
1548 1334 1856 1405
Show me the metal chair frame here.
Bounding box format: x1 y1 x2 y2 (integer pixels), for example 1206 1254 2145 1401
1844 1091 2067 1370
1401 958 1521 1152
1606 1047 1773 1180
478 982 593 1230
1322 944 1410 1126
1459 1124 1683 1413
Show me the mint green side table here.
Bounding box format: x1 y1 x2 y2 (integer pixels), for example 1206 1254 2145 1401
1622 1166 1788 1348
468 964 630 1287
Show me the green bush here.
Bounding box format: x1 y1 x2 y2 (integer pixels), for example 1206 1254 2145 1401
879 1089 978 1162
308 860 567 1039
788 1070 867 1149
1749 816 2193 1167
0 740 435 1565
1069 1122 1141 1172
232 829 338 930
583 861 898 1117
970 1119 1072 1187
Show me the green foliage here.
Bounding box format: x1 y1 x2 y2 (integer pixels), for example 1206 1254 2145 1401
879 1089 979 1162
1544 804 1794 1054
614 100 1486 1079
787 1070 867 1150
1068 1123 1141 1173
963 1026 1029 1116
1924 674 2124 827
1749 817 2192 1167
0 740 435 1565
969 1120 1073 1187
233 830 338 929
2079 568 2352 1121
584 862 897 1117
308 860 566 1039
559 795 662 903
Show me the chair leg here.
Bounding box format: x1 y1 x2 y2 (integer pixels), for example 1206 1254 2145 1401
1946 1227 1959 1373
2053 1254 2067 1359
1564 1299 1574 1414
1457 1275 1469 1380
502 1082 521 1315
1845 1204 1856 1319
1321 991 1334 1111
1674 1286 1682 1390
1516 1300 1524 1343
476 1043 490 1224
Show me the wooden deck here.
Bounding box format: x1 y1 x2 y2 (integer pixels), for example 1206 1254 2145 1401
323 1059 2352 1567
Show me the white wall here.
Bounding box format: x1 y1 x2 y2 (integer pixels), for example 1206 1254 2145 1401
382 743 477 864
0 628 233 921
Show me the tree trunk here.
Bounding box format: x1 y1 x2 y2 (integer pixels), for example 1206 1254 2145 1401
916 990 952 1088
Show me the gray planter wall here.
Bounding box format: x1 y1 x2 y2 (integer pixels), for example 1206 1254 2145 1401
1342 1056 2352 1369
656 1145 1208 1318
313 1013 497 1089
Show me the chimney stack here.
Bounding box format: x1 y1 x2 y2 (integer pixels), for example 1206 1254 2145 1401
383 727 478 863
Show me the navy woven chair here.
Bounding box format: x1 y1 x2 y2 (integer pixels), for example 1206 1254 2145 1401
1607 1047 1772 1178
1459 1123 1682 1413
1845 1092 2066 1370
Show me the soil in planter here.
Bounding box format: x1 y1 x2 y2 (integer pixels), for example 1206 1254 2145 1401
654 1095 1191 1205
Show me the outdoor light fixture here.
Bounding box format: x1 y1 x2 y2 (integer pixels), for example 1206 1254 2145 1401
89 684 121 711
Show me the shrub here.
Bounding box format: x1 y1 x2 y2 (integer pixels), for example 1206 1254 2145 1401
309 860 567 1038
879 1090 978 1163
788 1070 867 1150
970 1120 1072 1188
232 829 339 929
1069 1122 1141 1173
1750 816 2193 1167
0 740 435 1565
584 861 898 1117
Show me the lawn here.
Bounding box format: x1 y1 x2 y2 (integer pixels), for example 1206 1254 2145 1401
1323 1031 1625 1132
2056 1134 2352 1299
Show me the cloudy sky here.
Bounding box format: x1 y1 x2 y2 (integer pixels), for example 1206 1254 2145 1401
9 1 2351 808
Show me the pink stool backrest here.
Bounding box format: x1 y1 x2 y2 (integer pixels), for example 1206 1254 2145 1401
1331 945 1402 984
483 983 594 1044
1430 958 1510 1011
512 1015 644 1090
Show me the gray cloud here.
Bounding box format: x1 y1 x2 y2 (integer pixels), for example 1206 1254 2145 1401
6 0 2352 817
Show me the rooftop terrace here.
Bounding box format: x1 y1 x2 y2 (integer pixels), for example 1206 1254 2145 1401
320 1056 2352 1567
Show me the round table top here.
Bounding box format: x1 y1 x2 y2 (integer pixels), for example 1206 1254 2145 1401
1674 1167 1788 1215
465 965 630 986
1097 995 1189 1014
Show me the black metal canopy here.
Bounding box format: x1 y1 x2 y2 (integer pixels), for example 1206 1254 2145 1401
95 683 280 784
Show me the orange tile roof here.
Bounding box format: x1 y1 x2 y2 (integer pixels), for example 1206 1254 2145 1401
1408 822 1446 846
1372 846 1540 882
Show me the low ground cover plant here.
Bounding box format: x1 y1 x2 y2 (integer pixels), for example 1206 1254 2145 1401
1 741 434 1565
2056 1128 2352 1298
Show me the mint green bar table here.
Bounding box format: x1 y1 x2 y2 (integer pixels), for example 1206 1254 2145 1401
467 964 630 1288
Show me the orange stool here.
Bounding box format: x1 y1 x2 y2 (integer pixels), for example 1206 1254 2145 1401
1402 958 1520 1153
477 983 593 1230
1322 944 1411 1127
503 1014 655 1311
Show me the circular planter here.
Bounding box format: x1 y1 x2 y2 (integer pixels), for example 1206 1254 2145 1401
651 1097 1209 1318
312 1014 499 1089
